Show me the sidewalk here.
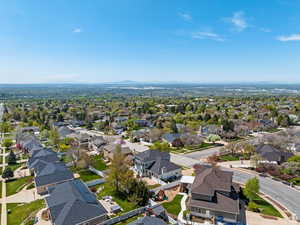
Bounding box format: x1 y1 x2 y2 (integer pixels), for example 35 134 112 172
1 143 7 225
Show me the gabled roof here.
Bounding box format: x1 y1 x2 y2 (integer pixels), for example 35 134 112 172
46 179 107 225
191 167 232 196
135 149 170 162
28 148 59 168
128 216 167 225
162 133 181 143
33 160 74 187
58 126 74 138
256 144 293 163
149 157 180 175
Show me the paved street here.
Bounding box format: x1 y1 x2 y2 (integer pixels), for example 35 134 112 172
183 146 223 160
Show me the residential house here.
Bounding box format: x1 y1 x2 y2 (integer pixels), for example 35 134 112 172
134 150 181 182
57 126 74 139
45 179 108 225
162 133 183 147
16 133 43 155
134 119 152 128
255 144 293 164
88 136 106 152
198 125 222 137
31 160 74 194
103 144 133 162
188 167 243 223
28 148 59 168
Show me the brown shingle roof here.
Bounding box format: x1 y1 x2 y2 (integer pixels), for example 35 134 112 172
191 167 232 196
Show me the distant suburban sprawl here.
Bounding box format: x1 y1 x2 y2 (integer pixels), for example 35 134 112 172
0 85 299 225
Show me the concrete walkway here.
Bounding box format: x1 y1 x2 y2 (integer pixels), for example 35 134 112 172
177 193 188 224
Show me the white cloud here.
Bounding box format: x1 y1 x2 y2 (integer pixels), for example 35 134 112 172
179 12 192 22
276 34 300 42
192 31 225 42
73 28 82 33
225 11 248 32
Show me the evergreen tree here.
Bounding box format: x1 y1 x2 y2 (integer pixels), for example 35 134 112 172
7 150 17 165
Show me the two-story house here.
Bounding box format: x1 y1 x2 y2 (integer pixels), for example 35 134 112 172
188 166 243 223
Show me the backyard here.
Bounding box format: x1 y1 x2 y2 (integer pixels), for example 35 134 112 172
97 183 137 213
91 155 107 171
70 166 101 182
162 194 183 216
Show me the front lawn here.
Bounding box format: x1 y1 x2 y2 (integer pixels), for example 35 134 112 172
243 190 283 218
6 176 33 196
97 183 137 213
252 194 283 218
185 143 214 150
7 200 45 225
162 194 183 216
218 154 241 161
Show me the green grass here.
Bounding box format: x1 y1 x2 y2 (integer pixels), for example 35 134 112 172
290 177 300 186
91 155 107 171
6 176 33 196
70 166 101 182
185 142 214 150
26 182 35 190
218 154 241 161
7 200 45 225
252 194 283 218
78 170 100 182
7 163 25 172
162 194 183 216
97 183 137 213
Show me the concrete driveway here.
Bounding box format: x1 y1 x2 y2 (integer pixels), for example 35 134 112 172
0 189 44 204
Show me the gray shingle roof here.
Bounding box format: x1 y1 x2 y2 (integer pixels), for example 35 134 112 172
33 160 74 187
46 179 107 225
256 144 293 163
135 150 170 162
149 157 180 175
28 148 59 168
128 216 167 225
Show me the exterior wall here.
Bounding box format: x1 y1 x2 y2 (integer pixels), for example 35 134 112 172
159 169 181 180
190 206 238 223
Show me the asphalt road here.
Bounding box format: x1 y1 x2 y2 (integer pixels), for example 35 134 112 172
183 146 223 160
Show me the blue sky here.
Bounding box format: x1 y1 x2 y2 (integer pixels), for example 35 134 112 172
1 0 300 83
